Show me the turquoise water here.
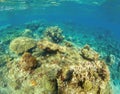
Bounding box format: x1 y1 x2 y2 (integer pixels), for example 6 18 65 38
0 0 120 94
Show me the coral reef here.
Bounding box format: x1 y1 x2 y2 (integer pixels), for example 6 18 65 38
7 36 111 94
1 19 120 94
57 60 110 94
9 37 36 54
44 26 64 43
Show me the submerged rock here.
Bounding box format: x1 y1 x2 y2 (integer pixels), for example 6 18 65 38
9 37 36 54
7 34 111 94
80 44 99 61
37 39 66 54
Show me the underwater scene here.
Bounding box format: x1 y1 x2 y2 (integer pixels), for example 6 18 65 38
0 0 120 94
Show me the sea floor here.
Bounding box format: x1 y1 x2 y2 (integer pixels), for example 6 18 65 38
0 20 120 94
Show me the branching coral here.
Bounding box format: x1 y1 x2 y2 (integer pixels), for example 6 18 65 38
44 26 64 43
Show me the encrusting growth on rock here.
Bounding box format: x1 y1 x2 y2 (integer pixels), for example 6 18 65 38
80 44 99 61
9 37 36 54
7 26 112 94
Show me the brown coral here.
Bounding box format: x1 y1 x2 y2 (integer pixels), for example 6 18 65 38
19 52 37 71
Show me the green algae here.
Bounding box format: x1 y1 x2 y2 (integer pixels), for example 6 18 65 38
83 80 93 91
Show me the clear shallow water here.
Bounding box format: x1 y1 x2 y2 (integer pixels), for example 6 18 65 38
0 0 120 94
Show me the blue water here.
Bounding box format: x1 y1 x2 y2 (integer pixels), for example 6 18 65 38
0 1 120 39
0 0 120 94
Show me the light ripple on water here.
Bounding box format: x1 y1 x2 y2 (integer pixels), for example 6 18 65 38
0 0 107 11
